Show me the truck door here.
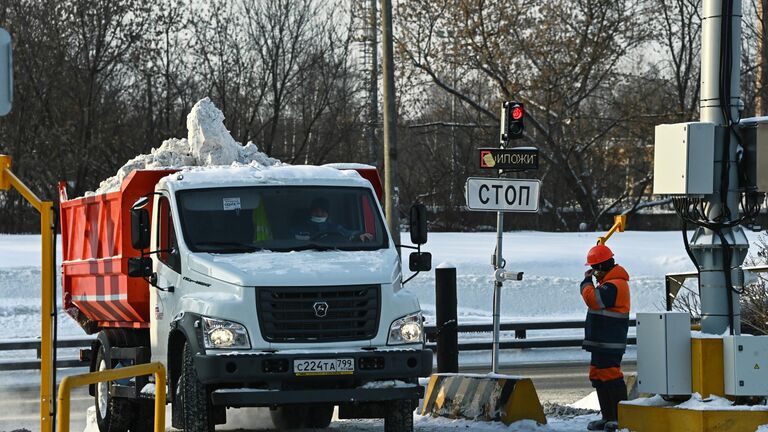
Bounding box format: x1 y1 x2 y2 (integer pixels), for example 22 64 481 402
150 195 181 363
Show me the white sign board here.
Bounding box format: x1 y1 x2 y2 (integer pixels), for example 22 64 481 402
465 177 540 212
0 28 11 116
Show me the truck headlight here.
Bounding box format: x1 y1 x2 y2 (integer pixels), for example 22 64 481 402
388 312 423 345
202 317 251 349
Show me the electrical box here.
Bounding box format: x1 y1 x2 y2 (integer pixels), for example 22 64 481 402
637 312 692 395
653 122 715 195
737 120 768 192
723 335 768 396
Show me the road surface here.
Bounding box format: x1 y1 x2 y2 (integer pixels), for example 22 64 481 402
0 361 634 431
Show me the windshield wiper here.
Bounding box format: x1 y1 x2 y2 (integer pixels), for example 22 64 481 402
193 241 261 253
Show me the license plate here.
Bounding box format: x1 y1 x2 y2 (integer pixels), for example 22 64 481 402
293 358 355 376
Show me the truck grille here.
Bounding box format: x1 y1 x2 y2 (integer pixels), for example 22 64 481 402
257 285 380 342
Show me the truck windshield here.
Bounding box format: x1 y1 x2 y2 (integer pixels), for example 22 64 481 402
176 186 388 253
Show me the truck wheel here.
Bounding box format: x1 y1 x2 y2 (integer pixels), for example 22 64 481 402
305 404 334 428
270 406 308 429
94 343 133 432
180 341 215 432
384 400 414 432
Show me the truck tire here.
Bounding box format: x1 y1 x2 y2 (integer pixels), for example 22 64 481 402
94 343 133 432
384 400 414 432
180 341 215 432
305 404 334 428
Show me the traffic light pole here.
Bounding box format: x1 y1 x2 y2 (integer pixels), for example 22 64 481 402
692 0 747 335
492 210 504 373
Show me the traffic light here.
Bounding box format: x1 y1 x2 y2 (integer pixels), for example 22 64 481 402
500 101 524 144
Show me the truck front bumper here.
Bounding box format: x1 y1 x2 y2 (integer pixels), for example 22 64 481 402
194 348 432 406
210 385 424 407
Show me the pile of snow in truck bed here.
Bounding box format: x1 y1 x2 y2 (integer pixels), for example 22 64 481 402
86 98 281 196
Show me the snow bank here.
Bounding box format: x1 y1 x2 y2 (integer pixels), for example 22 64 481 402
625 393 768 411
86 98 281 196
568 391 600 410
360 380 416 389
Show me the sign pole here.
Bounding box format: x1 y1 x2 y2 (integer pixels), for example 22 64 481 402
469 100 537 375
492 210 504 374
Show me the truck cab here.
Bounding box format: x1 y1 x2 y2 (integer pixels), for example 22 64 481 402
60 164 432 432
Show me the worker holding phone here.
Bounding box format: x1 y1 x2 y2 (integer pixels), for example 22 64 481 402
581 244 631 431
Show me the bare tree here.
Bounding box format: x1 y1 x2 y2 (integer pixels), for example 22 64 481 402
397 0 654 228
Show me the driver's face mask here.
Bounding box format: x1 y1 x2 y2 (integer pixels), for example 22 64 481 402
311 216 327 223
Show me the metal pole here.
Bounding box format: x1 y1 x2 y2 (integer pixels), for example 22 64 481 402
693 0 747 335
380 0 400 244
368 0 379 169
492 211 504 373
0 156 55 432
435 266 458 373
41 203 55 432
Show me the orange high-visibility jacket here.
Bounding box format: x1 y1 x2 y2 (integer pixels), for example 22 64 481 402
580 265 631 354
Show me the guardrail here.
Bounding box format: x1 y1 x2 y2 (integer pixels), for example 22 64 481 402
0 320 637 371
424 319 638 351
0 337 94 371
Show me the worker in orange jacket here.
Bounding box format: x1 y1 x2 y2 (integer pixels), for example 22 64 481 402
581 244 630 432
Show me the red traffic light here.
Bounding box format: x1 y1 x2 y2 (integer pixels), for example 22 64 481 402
511 105 524 120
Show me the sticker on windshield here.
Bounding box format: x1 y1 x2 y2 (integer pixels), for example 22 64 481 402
223 197 241 211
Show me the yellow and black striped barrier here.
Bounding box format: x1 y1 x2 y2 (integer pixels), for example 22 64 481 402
421 373 546 425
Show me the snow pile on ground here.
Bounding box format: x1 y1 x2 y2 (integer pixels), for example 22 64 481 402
568 391 600 410
625 392 768 411
677 392 768 411
86 97 281 196
543 402 598 417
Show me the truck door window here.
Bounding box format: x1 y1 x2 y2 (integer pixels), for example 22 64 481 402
157 196 181 273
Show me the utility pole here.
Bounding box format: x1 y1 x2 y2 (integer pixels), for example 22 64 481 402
693 0 747 335
380 0 400 243
369 0 379 169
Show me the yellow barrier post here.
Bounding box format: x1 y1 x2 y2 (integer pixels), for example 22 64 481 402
0 155 56 432
597 215 627 245
57 362 167 432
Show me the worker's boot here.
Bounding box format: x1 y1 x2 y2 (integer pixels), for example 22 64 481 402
601 382 628 432
586 388 609 430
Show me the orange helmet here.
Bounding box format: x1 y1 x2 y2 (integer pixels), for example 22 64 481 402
585 244 614 266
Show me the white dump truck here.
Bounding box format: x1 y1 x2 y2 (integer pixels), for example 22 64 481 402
59 163 433 431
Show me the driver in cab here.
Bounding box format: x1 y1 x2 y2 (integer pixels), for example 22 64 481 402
294 197 374 242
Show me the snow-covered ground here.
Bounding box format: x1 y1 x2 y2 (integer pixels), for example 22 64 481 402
2 230 767 431
1 230 765 350
5 229 755 342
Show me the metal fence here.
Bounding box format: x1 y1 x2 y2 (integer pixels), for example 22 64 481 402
0 320 639 371
424 319 637 351
0 337 93 371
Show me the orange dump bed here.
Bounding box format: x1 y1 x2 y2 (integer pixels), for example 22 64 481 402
59 170 177 333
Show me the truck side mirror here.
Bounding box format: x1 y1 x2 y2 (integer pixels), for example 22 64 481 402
409 204 428 245
128 257 153 278
409 252 432 272
131 198 150 250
